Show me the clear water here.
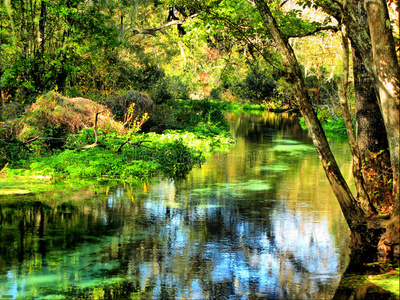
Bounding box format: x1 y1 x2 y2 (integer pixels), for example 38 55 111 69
0 112 352 299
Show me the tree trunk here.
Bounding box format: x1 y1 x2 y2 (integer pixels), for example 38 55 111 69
314 0 399 263
338 29 376 215
19 0 27 56
254 0 366 228
365 0 400 261
39 0 47 55
347 1 393 213
120 14 125 43
365 0 400 204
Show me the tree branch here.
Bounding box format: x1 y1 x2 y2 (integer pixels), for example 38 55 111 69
287 25 340 38
204 8 281 71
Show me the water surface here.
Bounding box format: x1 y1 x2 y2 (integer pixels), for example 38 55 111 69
0 112 352 299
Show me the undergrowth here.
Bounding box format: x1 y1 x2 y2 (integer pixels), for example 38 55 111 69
0 92 237 193
2 126 234 184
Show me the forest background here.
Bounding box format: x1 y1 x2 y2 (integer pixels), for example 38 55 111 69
0 0 399 275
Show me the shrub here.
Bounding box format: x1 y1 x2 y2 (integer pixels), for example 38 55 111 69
236 70 276 103
147 76 190 105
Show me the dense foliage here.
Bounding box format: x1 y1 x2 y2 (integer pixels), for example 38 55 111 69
1 93 234 186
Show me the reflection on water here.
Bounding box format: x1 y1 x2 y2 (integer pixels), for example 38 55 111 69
0 112 351 299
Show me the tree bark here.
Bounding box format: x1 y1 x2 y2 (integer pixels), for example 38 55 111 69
254 0 365 228
338 28 376 215
314 0 399 262
346 1 393 213
120 14 125 43
39 0 47 55
365 0 400 205
19 0 27 56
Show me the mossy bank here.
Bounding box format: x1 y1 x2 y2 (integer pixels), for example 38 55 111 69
0 92 235 195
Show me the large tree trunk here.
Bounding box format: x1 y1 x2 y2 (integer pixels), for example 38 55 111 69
338 28 376 215
314 0 399 263
365 0 400 204
254 0 366 229
365 0 400 262
352 47 393 212
347 1 393 213
344 0 400 203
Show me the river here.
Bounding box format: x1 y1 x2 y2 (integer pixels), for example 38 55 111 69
0 112 353 299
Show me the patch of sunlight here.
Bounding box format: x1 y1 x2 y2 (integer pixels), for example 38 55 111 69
196 204 224 209
367 269 400 297
191 180 271 198
41 296 67 300
74 276 126 291
165 202 181 209
27 274 60 285
0 189 33 195
218 180 271 192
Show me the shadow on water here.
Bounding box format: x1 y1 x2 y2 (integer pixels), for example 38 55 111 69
0 111 361 299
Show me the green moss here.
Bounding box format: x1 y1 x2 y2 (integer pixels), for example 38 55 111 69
336 269 399 299
367 269 400 297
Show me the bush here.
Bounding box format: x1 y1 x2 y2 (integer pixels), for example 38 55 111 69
148 76 190 105
23 123 234 182
0 121 29 167
236 70 276 103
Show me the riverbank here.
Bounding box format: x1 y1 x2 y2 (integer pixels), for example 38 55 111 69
0 125 235 195
0 94 237 195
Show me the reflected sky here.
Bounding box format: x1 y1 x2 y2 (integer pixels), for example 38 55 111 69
0 112 351 299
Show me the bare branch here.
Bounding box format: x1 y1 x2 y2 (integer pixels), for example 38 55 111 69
287 25 340 38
